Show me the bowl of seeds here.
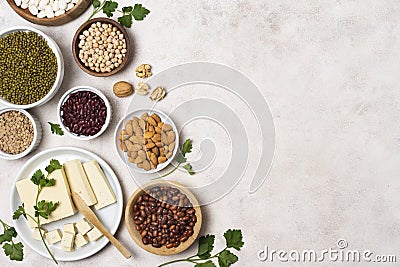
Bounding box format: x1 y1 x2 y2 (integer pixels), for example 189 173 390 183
0 26 64 109
125 180 202 255
72 18 130 77
114 109 179 173
0 108 42 160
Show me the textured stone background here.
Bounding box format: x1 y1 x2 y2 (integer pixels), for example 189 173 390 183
1 0 400 266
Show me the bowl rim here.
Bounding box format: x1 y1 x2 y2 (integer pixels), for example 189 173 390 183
0 26 64 109
114 108 180 174
125 180 202 255
72 17 131 77
57 86 112 140
0 108 40 160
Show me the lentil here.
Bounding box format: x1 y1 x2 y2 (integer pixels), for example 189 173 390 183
0 111 34 154
0 31 57 105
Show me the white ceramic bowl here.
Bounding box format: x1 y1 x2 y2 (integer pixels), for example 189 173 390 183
0 108 42 160
0 26 64 109
57 86 112 140
114 109 180 174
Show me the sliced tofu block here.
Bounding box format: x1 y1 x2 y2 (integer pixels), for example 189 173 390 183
32 227 46 240
45 229 62 245
76 219 93 235
86 227 103 242
61 232 75 252
83 160 116 210
63 223 76 234
16 168 77 228
74 233 89 247
63 159 97 206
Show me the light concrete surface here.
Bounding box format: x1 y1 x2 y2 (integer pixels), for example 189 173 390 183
1 0 400 266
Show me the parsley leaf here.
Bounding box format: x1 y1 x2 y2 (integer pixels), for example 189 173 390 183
194 261 216 267
92 0 100 8
0 227 17 245
118 14 133 28
122 6 132 12
183 163 195 175
218 250 238 267
48 122 64 136
30 170 45 185
34 201 59 220
45 159 62 175
197 234 215 259
12 205 26 220
102 0 118 17
181 138 193 157
223 230 244 251
131 3 150 21
3 242 23 261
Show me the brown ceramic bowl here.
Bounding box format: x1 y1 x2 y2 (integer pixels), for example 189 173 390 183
5 0 91 26
125 181 202 255
72 17 131 77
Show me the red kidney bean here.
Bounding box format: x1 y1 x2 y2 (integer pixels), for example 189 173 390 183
60 90 107 136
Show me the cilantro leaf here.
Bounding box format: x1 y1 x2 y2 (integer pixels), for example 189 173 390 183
12 205 26 220
195 261 216 267
30 169 45 186
102 0 118 17
131 3 150 21
0 227 17 244
122 6 132 12
218 250 238 267
45 159 62 175
183 163 195 175
2 242 23 261
223 229 244 251
118 14 133 28
48 122 64 136
197 234 215 259
181 139 193 157
34 201 59 220
176 153 187 163
92 0 100 8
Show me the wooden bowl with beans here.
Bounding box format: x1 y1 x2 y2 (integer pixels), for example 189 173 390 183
72 17 131 77
125 181 202 255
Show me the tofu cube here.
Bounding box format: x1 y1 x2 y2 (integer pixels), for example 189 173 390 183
32 228 46 240
63 223 76 234
74 233 89 247
76 219 93 235
61 232 75 252
45 229 62 244
86 227 103 242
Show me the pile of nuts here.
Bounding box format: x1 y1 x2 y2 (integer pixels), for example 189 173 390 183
0 111 34 155
133 186 197 248
135 64 152 78
60 90 107 136
119 112 176 171
78 22 127 73
14 0 77 18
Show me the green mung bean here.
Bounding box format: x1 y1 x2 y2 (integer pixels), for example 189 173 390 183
0 31 57 105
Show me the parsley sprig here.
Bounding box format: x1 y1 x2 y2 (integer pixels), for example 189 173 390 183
89 1 150 28
152 138 195 180
159 229 244 267
13 159 62 265
48 122 64 136
0 219 24 261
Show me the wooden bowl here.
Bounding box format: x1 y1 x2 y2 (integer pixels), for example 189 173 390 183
72 18 131 77
125 181 202 255
5 0 91 26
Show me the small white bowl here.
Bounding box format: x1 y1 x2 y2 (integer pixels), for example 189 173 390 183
57 86 112 140
0 26 64 109
114 109 180 174
0 108 42 160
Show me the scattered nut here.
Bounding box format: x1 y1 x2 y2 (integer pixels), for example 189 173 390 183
113 81 133 97
136 82 150 96
149 86 166 101
135 64 152 78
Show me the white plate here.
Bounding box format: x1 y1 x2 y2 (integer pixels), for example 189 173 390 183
114 108 179 174
10 147 123 262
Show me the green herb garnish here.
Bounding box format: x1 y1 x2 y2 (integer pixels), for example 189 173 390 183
158 229 244 267
13 159 62 265
89 1 150 28
0 219 23 261
48 122 64 136
152 138 195 180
